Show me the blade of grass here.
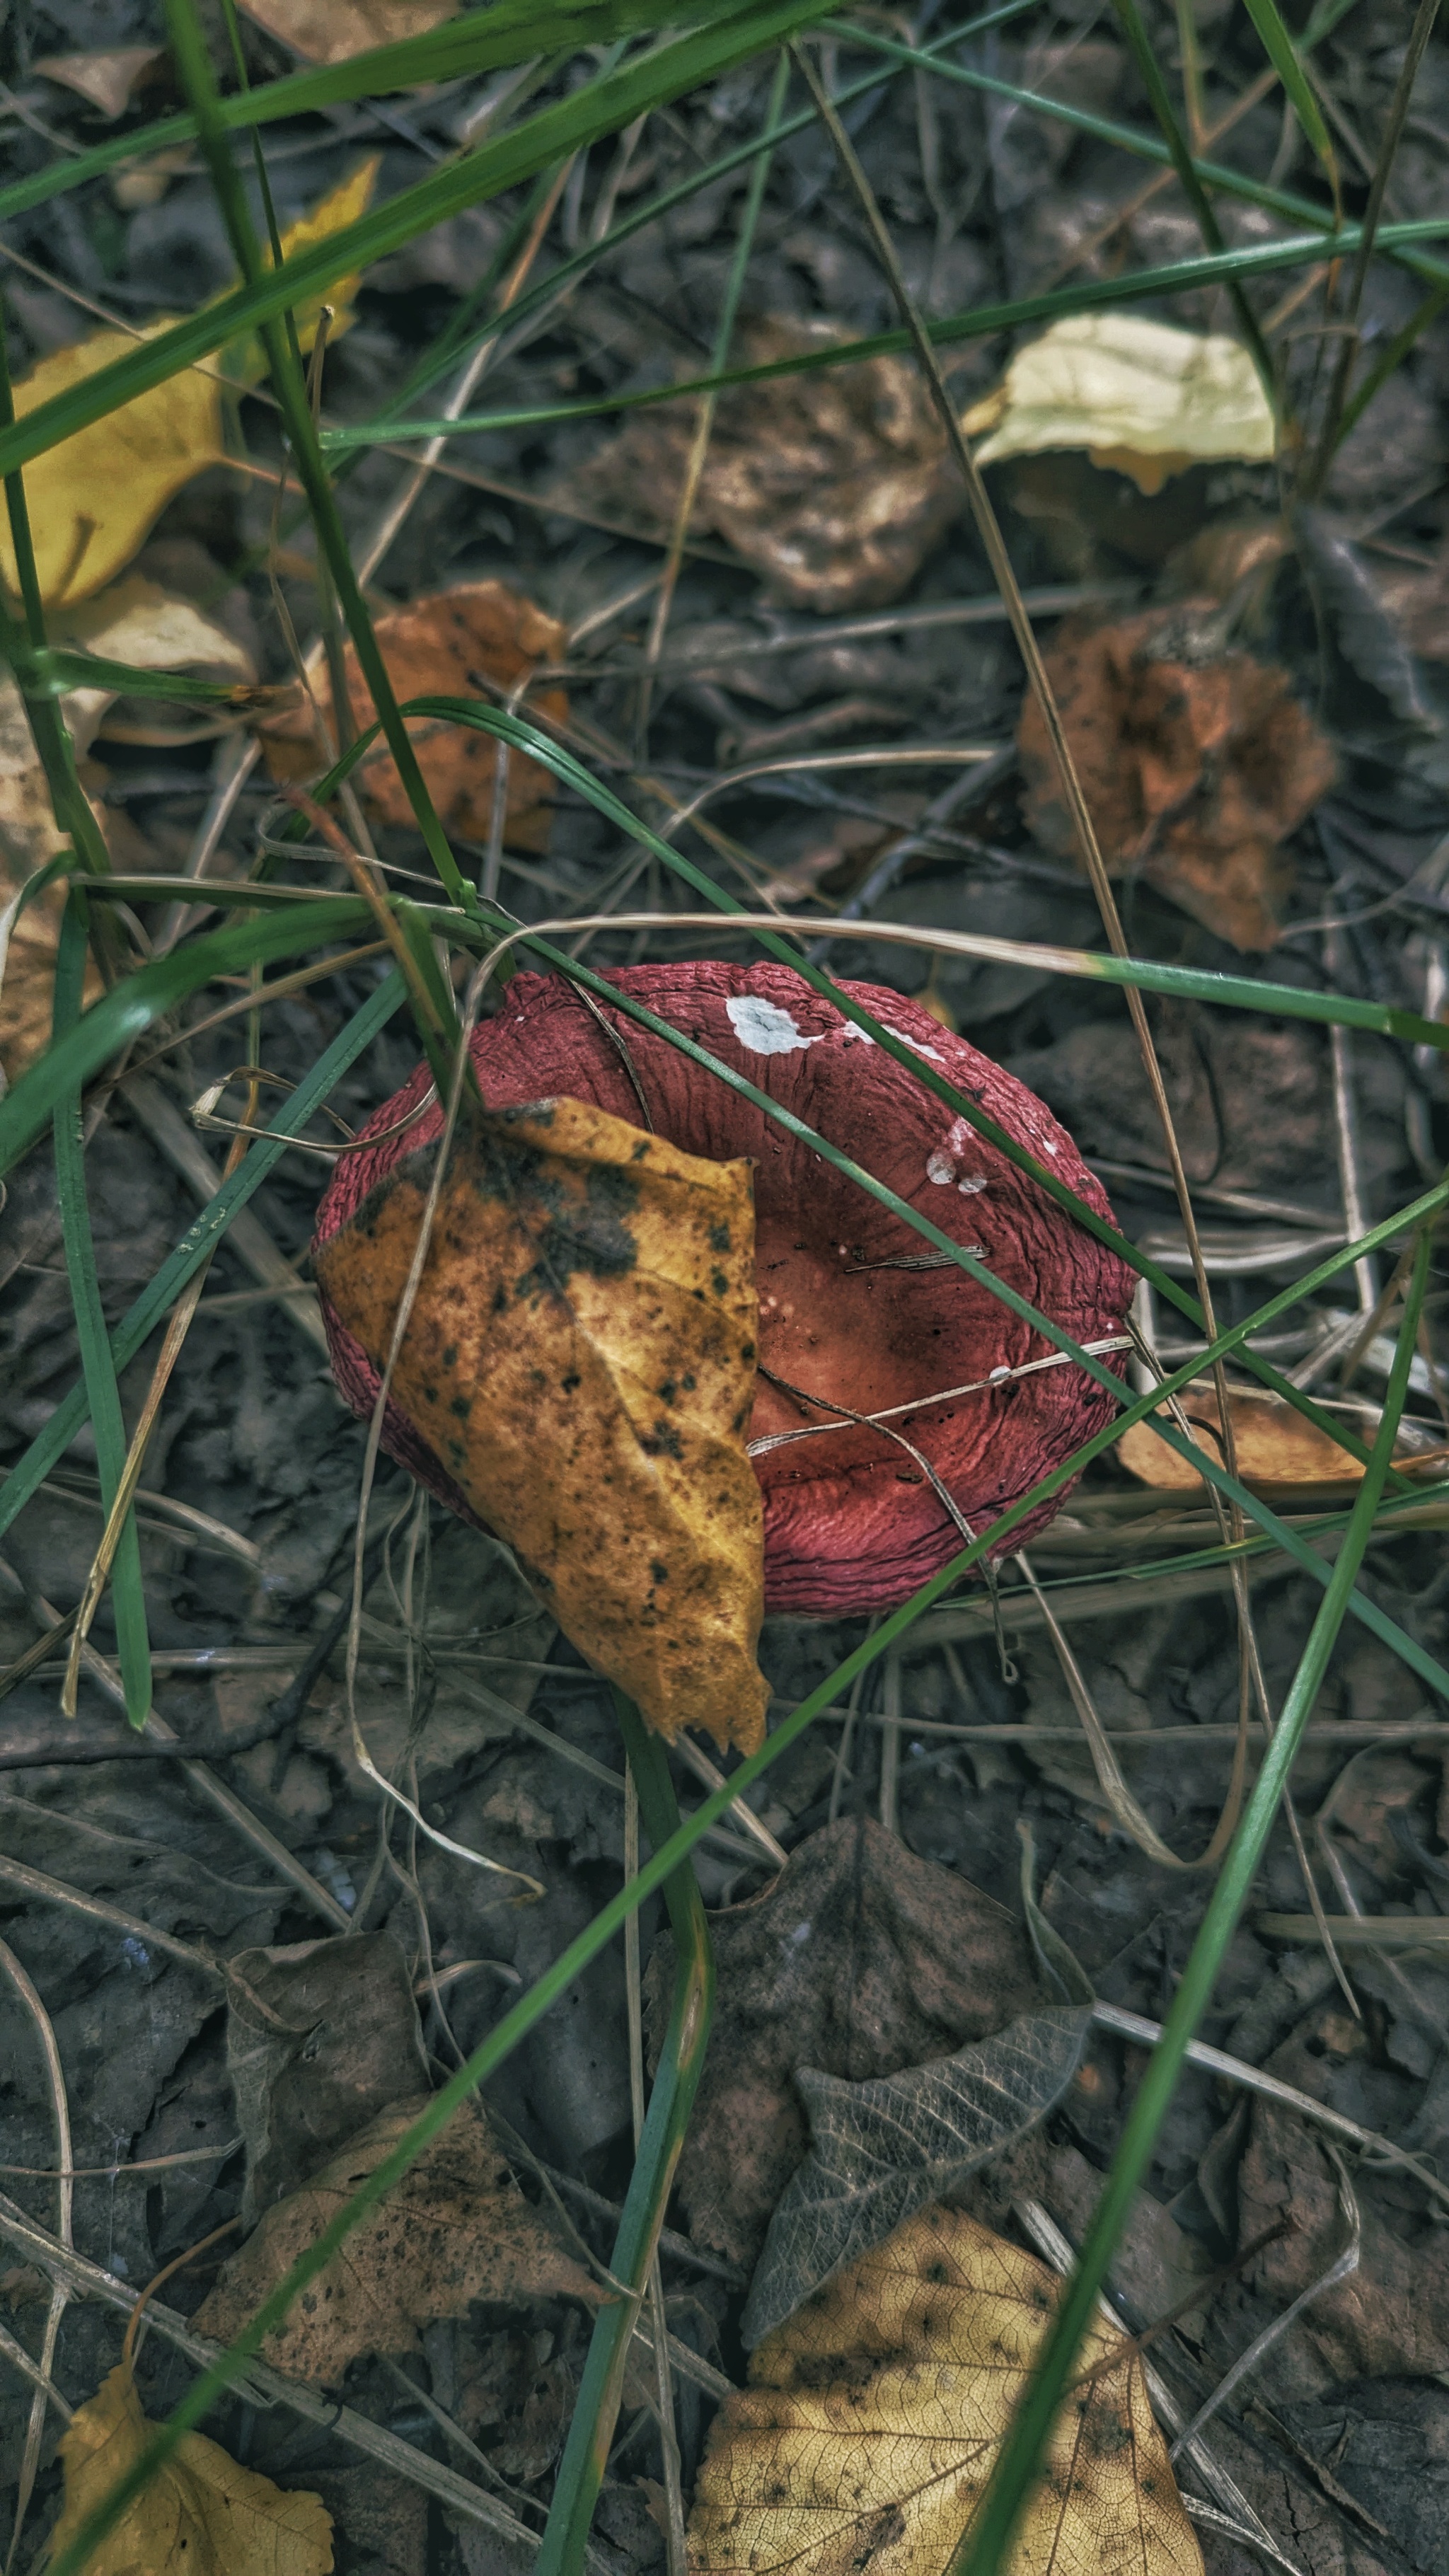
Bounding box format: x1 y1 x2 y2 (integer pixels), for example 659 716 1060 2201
50 899 151 1727
0 971 405 1543
953 1225 1431 2575
536 1696 713 2576
1240 0 1341 209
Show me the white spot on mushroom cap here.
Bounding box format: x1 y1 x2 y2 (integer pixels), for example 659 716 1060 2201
927 1149 957 1185
727 994 821 1055
958 1174 988 1196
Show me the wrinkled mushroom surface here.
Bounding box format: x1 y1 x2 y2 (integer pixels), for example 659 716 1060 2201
313 964 1135 1615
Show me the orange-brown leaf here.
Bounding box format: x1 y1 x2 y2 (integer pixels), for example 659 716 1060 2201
314 1097 768 1752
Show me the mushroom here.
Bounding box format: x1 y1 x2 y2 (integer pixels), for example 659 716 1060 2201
313 962 1136 1616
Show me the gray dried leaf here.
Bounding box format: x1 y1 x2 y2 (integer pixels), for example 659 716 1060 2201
742 2003 1092 2347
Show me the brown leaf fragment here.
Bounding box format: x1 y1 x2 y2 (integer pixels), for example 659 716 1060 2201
258 580 568 852
555 318 962 613
648 1818 1041 2270
1018 605 1336 949
688 2202 1203 2576
1119 1376 1446 1505
223 1932 431 2226
237 0 456 64
34 45 168 116
313 1097 768 1754
194 2097 597 2385
45 2357 333 2575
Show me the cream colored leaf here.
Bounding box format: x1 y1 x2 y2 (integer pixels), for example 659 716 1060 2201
313 1098 769 1754
689 2203 1202 2576
238 0 456 66
33 46 167 117
44 2359 332 2575
0 330 224 611
963 314 1275 497
0 576 255 1081
193 2097 598 2386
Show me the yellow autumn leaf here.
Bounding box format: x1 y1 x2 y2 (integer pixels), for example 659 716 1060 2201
0 161 378 608
1119 1375 1448 1504
962 313 1276 497
44 2357 332 2576
313 1096 770 1754
0 325 224 610
688 2202 1203 2576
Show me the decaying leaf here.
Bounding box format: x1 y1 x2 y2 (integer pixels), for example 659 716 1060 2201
313 1098 769 1753
34 45 168 117
964 313 1276 497
0 576 257 1080
1119 1375 1445 1503
555 318 962 612
690 2202 1203 2576
194 2096 597 2384
744 2005 1092 2348
1018 605 1336 949
45 2357 332 2575
238 0 456 64
647 1818 1042 2270
223 1933 430 2226
258 579 569 851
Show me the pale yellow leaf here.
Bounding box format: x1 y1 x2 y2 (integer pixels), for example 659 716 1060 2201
963 314 1275 497
0 329 224 610
313 1097 770 1754
1119 1375 1448 1503
270 157 381 359
238 0 456 67
688 2202 1203 2576
45 2358 332 2576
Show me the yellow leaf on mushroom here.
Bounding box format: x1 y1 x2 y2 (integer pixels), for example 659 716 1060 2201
313 1097 769 1753
963 314 1275 497
44 2357 333 2576
688 2202 1203 2576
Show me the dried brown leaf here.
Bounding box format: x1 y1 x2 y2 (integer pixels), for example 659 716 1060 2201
649 1818 1041 2270
45 2358 333 2575
237 0 456 64
313 1097 768 1754
1119 1376 1446 1504
688 2202 1202 2576
258 579 567 851
33 45 168 117
555 318 961 613
193 2097 597 2385
1019 605 1336 949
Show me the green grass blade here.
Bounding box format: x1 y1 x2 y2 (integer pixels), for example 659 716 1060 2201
0 0 835 487
537 1696 714 2576
50 900 151 1726
954 1226 1431 2575
0 973 405 1544
1240 0 1341 202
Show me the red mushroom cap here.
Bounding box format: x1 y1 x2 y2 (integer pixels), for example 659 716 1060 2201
314 962 1135 1616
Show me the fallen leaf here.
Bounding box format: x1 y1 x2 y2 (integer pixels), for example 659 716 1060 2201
744 2005 1092 2347
646 1817 1042 2270
223 1933 431 2226
110 144 193 211
313 1098 768 1754
258 579 569 851
0 575 256 1080
0 327 224 610
266 158 381 362
194 2096 596 2384
1017 605 1336 949
34 45 168 117
556 317 962 612
689 2202 1203 2576
238 0 456 65
1119 1375 1445 1504
45 2357 332 2575
964 313 1275 497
